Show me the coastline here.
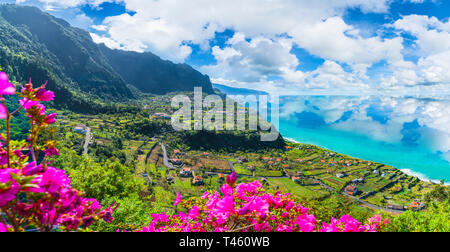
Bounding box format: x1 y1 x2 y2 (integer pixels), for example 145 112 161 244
283 137 449 186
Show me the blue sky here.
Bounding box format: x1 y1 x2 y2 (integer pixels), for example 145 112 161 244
4 0 450 94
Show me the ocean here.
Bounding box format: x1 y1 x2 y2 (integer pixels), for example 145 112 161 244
214 85 450 183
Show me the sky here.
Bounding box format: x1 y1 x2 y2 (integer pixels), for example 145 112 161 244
2 0 450 95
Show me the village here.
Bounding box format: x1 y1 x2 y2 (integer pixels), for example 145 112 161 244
52 94 436 215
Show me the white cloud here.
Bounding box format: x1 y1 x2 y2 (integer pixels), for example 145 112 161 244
386 15 450 86
88 0 398 66
13 0 450 92
15 0 116 10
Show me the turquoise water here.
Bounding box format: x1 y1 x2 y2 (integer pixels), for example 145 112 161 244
214 85 450 183
279 118 450 183
278 96 450 183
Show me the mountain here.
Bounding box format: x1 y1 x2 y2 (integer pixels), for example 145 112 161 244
100 45 214 95
0 4 133 101
0 4 214 112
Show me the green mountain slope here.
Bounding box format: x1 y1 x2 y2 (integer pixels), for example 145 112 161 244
0 4 133 101
0 4 214 111
99 44 214 95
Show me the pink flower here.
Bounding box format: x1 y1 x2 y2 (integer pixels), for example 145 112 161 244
0 72 16 96
44 146 59 157
45 113 57 124
19 98 39 110
34 167 70 194
22 162 43 176
173 192 182 207
0 222 10 232
188 206 200 220
0 104 6 119
0 169 20 207
220 184 233 196
35 89 54 101
226 172 237 187
0 151 8 165
214 196 235 215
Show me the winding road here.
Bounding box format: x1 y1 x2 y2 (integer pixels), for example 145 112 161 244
160 143 176 169
83 127 91 156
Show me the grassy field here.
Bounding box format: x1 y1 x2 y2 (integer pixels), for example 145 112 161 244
267 178 328 200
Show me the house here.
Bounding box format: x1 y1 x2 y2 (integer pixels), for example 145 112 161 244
352 178 365 184
202 152 210 156
169 159 183 166
180 168 193 178
282 164 290 168
387 205 406 211
151 113 171 120
336 173 347 178
193 176 204 186
409 202 425 211
74 124 87 134
344 185 358 196
292 176 300 183
218 173 225 183
174 150 182 155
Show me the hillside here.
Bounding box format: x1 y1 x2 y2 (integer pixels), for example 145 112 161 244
0 4 133 101
100 45 214 95
0 4 214 110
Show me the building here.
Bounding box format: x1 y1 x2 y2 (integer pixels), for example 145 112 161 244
409 202 425 211
352 178 365 184
169 159 183 166
193 176 204 186
344 185 358 196
180 168 193 178
291 176 300 183
387 205 406 211
218 173 225 183
151 113 171 120
336 173 347 178
74 124 87 134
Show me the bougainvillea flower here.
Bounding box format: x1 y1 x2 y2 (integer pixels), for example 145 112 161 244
45 113 57 124
34 167 70 194
43 146 59 158
226 172 237 187
0 169 20 207
22 162 43 176
35 89 55 101
173 192 182 207
0 72 16 96
0 104 6 119
0 222 10 232
19 98 39 110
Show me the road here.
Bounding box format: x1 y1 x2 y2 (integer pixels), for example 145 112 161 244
160 143 176 169
344 193 406 214
83 127 91 156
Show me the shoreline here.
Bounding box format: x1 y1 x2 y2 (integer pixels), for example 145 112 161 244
283 137 449 186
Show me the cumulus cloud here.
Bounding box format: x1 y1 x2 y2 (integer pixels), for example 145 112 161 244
84 0 399 69
15 0 116 10
384 15 450 87
12 0 450 92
